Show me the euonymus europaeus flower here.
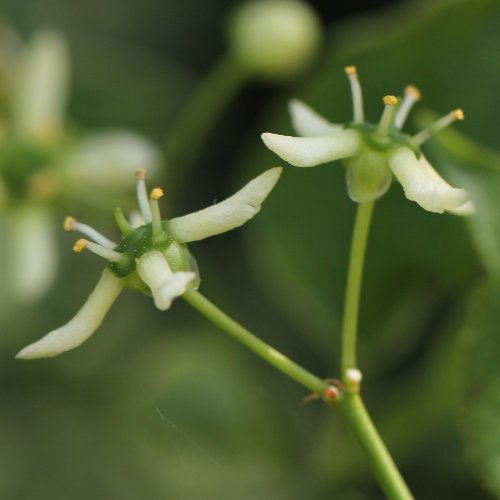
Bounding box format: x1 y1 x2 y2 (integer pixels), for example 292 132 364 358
262 66 474 214
16 167 281 359
0 29 159 301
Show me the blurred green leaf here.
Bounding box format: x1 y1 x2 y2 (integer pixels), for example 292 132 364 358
420 110 500 277
457 278 500 497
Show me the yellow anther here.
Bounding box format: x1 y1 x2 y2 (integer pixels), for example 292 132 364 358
453 108 464 120
405 85 422 100
151 187 164 201
63 216 76 232
135 168 147 180
73 239 88 253
344 65 357 76
383 95 398 106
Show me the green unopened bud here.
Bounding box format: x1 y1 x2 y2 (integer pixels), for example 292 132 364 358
346 148 392 203
228 0 322 81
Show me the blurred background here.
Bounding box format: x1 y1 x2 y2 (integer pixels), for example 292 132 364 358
1 0 500 498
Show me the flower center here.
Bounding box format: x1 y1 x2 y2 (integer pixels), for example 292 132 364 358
0 137 58 203
65 170 199 293
107 222 174 278
347 122 420 157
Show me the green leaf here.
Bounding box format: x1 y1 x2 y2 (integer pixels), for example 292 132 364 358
419 109 500 277
457 278 500 496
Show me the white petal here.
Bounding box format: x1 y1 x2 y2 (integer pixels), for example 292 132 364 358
65 130 160 189
136 251 194 310
13 30 70 142
261 130 359 167
169 167 282 243
129 210 146 229
156 273 195 310
447 200 476 216
289 99 342 136
16 269 123 359
389 149 470 213
8 206 57 302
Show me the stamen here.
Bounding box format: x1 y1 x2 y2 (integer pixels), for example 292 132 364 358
63 216 116 249
135 169 152 223
149 187 165 239
378 95 399 136
73 239 88 253
412 108 464 146
394 85 422 128
114 207 133 236
345 66 364 123
151 187 164 201
64 216 76 232
73 238 123 262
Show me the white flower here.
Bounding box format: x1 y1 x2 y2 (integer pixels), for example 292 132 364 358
0 29 160 302
261 66 474 215
16 167 281 359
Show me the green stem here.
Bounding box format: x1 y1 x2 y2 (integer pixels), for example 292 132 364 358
165 54 249 192
183 290 325 394
341 200 375 374
339 200 413 499
183 286 413 498
338 394 413 500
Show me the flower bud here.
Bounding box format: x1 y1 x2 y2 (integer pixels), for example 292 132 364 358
228 0 322 81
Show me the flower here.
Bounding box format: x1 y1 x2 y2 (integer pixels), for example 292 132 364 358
16 167 282 359
0 28 160 302
261 66 474 215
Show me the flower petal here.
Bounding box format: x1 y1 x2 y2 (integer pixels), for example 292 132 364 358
156 273 195 310
261 130 359 167
129 210 146 229
136 251 194 310
65 130 160 190
389 149 470 213
8 206 57 302
169 167 282 243
13 30 70 143
289 99 342 136
447 200 476 216
16 269 123 359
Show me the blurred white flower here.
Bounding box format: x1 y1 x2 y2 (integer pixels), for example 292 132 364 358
16 167 281 359
262 66 474 215
0 28 160 302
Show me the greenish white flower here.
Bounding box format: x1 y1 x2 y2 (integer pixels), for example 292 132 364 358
16 167 281 359
0 29 160 302
262 66 474 215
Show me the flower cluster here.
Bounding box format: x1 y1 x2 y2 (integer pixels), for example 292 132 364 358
0 28 159 302
16 167 281 359
262 66 474 215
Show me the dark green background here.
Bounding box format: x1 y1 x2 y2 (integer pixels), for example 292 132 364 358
1 0 500 498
